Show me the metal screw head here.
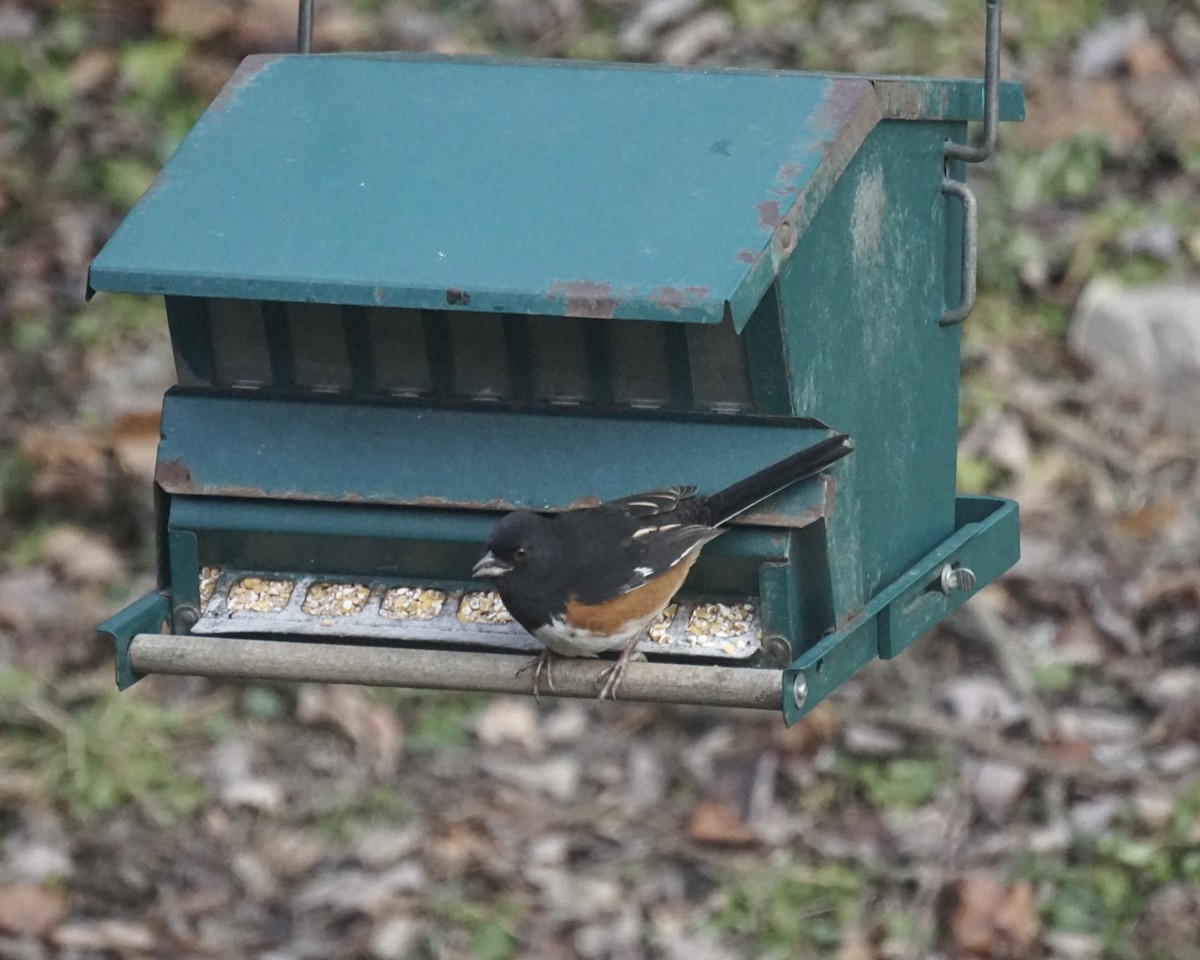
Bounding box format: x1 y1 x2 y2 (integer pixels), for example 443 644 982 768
762 635 792 668
939 564 977 594
776 220 796 254
791 673 808 709
174 605 200 630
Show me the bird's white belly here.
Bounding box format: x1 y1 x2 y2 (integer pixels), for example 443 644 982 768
534 618 646 657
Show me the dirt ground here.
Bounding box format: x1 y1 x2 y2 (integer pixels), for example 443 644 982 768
0 2 1198 958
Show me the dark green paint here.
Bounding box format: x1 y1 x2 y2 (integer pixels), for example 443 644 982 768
90 52 1025 714
156 391 836 516
783 495 1019 723
87 54 1021 330
97 591 171 690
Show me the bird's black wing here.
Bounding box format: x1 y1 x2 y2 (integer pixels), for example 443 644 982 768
601 485 699 517
559 494 723 603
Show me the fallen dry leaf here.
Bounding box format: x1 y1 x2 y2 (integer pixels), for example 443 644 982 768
155 0 235 42
838 926 882 960
945 875 1040 959
106 409 161 484
0 882 68 939
296 685 403 777
685 800 759 847
1116 501 1182 539
473 696 544 753
42 525 126 587
773 700 839 757
1017 76 1145 150
18 423 115 511
1040 735 1095 766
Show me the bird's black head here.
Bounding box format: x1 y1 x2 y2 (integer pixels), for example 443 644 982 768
472 511 558 584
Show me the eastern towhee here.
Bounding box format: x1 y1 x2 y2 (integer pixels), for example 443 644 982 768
472 433 854 699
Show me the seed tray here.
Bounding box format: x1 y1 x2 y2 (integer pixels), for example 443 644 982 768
191 569 763 660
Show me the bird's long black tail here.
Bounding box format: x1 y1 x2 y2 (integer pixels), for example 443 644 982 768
702 434 854 527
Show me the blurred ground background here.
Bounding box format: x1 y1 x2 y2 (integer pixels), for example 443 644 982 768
1 1 1199 958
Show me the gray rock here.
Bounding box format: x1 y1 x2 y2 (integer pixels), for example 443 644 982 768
370 916 425 960
1121 222 1181 261
618 0 703 55
963 759 1028 826
1070 280 1200 432
659 11 734 65
1073 12 1148 77
0 4 36 42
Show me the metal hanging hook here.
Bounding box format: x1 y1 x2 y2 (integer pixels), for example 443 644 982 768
945 0 1000 163
298 0 314 54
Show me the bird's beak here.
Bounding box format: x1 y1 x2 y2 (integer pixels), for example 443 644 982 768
472 551 512 579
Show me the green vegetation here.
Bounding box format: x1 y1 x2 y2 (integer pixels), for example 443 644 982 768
0 669 208 825
708 856 867 955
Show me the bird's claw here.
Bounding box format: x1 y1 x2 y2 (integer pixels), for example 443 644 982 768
596 651 646 700
517 649 556 701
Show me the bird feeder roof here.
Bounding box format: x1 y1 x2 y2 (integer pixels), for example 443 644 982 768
88 53 1022 330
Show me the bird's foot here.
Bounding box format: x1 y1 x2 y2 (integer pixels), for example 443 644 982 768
517 649 556 701
596 649 646 701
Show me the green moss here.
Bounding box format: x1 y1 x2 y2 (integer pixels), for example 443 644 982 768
852 756 946 810
315 785 413 841
708 856 866 955
0 671 208 825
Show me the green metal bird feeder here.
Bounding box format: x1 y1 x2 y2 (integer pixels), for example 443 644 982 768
94 1 1023 723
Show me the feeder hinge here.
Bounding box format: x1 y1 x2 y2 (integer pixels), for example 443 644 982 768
944 0 1001 163
298 0 314 54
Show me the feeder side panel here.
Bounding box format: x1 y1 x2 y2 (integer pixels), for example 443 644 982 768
777 119 961 600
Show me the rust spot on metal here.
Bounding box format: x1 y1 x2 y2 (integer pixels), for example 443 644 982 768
735 248 760 265
871 79 925 120
155 458 193 490
373 287 384 304
445 288 470 306
776 162 801 183
756 200 782 231
650 285 712 313
735 501 826 530
547 280 619 319
835 605 867 633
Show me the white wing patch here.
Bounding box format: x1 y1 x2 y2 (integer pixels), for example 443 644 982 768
634 566 653 577
631 521 684 541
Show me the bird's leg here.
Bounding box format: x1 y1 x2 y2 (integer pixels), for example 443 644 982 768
516 649 557 701
597 633 647 701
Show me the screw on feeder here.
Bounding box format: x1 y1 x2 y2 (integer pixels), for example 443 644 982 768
174 604 200 630
791 672 808 709
776 220 797 256
762 635 793 668
938 564 976 595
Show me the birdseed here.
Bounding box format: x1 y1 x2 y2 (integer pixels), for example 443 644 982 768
227 577 294 613
686 602 758 645
457 590 513 624
380 586 447 621
199 566 220 612
646 604 679 644
302 582 371 617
